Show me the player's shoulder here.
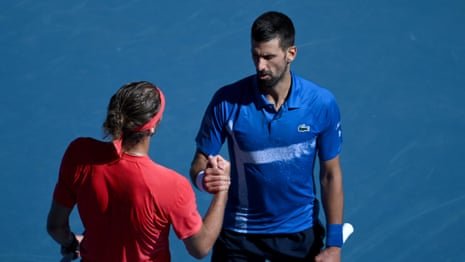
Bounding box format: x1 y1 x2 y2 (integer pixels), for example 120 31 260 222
67 137 103 152
65 137 116 162
294 74 337 104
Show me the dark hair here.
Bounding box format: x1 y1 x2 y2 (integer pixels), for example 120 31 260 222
103 81 161 146
251 11 295 49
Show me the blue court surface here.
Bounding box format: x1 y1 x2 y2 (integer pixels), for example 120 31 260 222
1 1 464 261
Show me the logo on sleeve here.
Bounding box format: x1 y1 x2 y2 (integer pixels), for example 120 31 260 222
297 124 311 132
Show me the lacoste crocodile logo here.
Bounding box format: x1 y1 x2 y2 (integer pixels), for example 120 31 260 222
297 124 311 132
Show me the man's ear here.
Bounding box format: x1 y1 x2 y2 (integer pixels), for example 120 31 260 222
287 45 297 63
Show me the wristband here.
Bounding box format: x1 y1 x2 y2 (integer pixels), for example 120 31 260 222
326 224 343 247
60 232 79 259
195 170 206 192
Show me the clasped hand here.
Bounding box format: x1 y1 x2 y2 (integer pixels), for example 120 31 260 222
203 155 231 193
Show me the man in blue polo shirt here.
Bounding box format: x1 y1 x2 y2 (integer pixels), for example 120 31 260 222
190 11 345 262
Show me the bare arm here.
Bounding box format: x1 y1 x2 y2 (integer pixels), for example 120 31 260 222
184 155 230 259
47 201 83 259
47 201 75 247
183 191 228 259
320 155 344 225
316 155 344 262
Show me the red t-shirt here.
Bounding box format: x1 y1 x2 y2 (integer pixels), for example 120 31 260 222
53 137 202 261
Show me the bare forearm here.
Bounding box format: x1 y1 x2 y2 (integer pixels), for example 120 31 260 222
320 171 344 224
185 154 230 258
185 191 228 258
319 156 344 224
47 201 75 246
200 191 228 248
47 224 74 246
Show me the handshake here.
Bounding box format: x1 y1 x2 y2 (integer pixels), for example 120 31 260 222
195 155 231 194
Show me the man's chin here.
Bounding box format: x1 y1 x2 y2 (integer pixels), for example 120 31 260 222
258 78 276 88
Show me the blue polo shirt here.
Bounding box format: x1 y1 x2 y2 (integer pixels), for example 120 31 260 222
195 72 342 234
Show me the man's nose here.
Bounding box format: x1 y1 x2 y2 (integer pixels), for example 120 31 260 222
256 57 267 71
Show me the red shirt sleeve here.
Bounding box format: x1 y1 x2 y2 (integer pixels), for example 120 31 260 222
168 176 202 240
53 139 81 208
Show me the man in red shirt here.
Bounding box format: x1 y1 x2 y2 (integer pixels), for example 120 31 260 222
47 81 230 261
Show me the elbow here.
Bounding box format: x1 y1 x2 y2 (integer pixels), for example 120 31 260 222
46 218 68 238
46 222 61 237
46 219 56 235
184 222 216 259
320 173 335 187
320 169 342 184
188 248 209 260
185 237 211 259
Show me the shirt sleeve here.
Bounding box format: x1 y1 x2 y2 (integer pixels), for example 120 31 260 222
53 139 80 208
318 96 343 161
169 176 202 240
195 90 229 156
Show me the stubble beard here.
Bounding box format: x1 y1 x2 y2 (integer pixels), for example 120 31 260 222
257 63 289 89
